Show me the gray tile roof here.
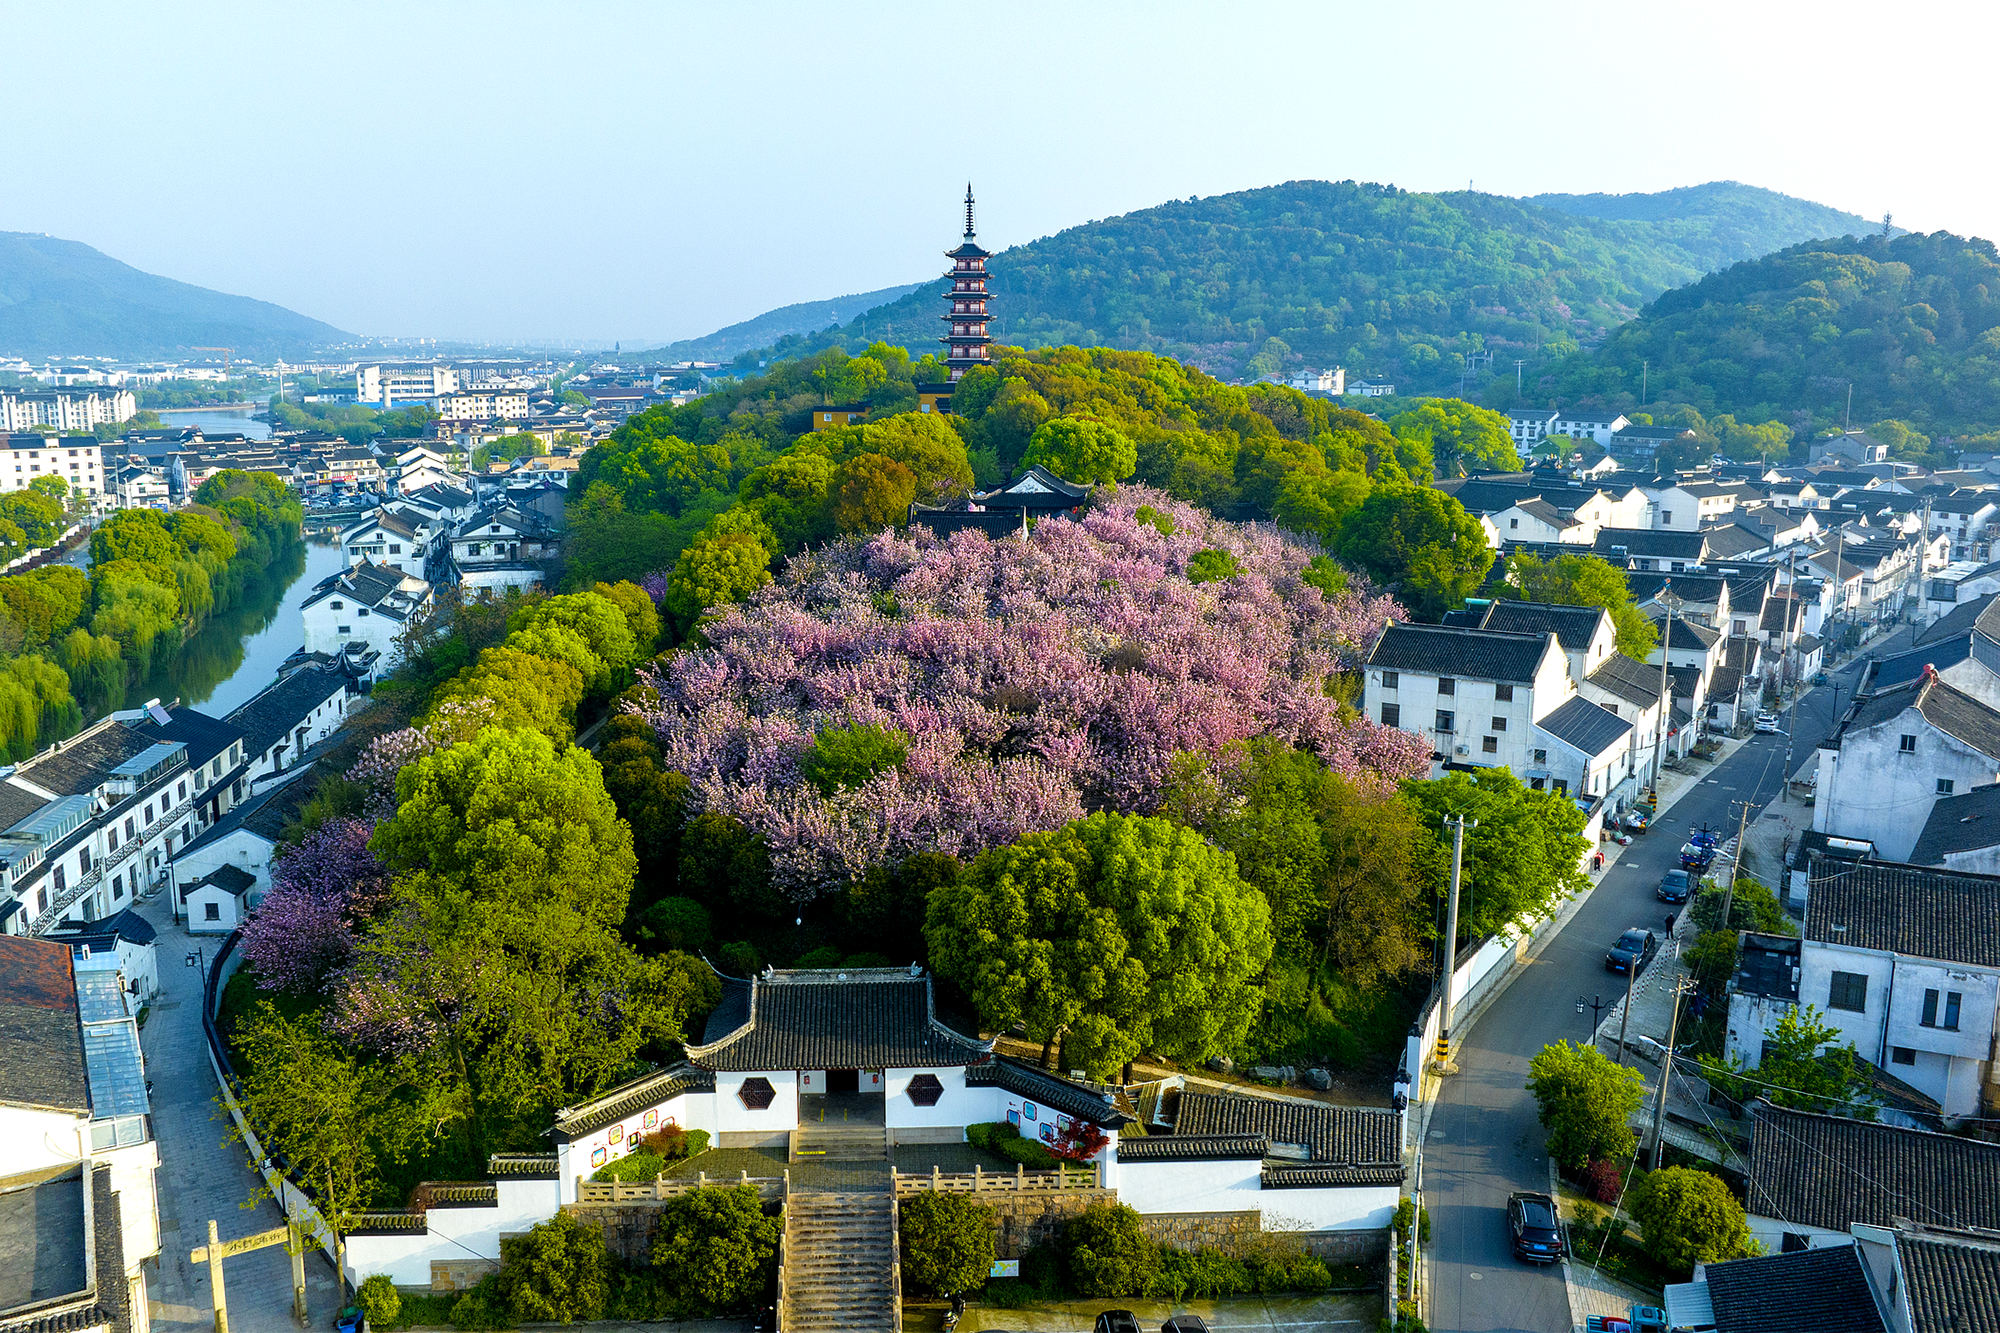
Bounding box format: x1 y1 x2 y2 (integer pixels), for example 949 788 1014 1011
1917 592 2000 648
1900 1230 2000 1333
1659 616 1722 649
1116 1133 1266 1162
551 1062 715 1140
1909 783 2000 864
1747 1105 2000 1233
1586 653 1666 709
1172 1091 1403 1184
1840 673 2000 763
486 1154 560 1179
1479 601 1610 651
1872 637 1978 692
0 938 87 1114
1700 1244 1887 1333
1365 623 1555 684
1595 528 1709 561
225 666 345 760
1535 695 1632 757
1702 525 1771 559
963 1055 1135 1128
1805 857 2000 966
689 969 993 1072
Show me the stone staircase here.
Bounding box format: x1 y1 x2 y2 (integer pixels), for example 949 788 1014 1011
792 1121 888 1162
781 1191 899 1332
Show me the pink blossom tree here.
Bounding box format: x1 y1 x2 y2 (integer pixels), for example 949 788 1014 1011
635 485 1429 898
238 816 393 994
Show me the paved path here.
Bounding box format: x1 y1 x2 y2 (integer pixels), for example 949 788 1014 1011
1420 639 1873 1333
136 893 340 1333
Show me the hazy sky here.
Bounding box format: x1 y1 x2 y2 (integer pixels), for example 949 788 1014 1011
11 1 1990 346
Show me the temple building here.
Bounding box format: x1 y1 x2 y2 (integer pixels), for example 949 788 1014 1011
942 184 993 381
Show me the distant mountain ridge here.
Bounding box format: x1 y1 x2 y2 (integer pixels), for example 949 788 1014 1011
643 282 921 364
713 179 1893 390
0 231 349 361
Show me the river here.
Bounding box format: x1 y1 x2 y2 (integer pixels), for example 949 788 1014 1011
151 404 273 440
141 538 346 715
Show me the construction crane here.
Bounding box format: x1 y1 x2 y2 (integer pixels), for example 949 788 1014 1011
190 347 235 376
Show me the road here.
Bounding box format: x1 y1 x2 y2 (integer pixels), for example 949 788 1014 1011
1420 628 1908 1332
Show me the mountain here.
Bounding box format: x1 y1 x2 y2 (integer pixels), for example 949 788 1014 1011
1531 229 2000 438
645 281 921 364
730 180 1890 390
0 231 349 360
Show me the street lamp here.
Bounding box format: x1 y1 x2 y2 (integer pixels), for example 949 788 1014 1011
1578 993 1607 1037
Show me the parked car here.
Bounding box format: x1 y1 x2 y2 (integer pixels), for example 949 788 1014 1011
1755 712 1780 734
1606 927 1658 974
1813 672 1830 686
1657 869 1692 904
1094 1313 1140 1333
1161 1319 1212 1333
1509 1190 1567 1262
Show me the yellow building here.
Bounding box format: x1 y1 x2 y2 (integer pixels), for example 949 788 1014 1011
810 404 870 431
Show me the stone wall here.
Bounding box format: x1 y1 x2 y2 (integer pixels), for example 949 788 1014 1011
565 1202 669 1266
1295 1227 1388 1265
428 1260 498 1293
1138 1210 1261 1252
974 1190 1111 1259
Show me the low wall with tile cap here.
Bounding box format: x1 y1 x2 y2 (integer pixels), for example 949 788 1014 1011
978 1189 1112 1258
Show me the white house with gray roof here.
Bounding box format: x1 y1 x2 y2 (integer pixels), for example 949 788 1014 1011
1815 670 2000 860
1363 622 1574 784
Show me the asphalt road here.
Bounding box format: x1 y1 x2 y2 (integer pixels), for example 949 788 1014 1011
1420 628 1909 1332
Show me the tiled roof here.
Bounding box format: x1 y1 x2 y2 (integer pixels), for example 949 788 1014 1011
47 908 156 948
1659 617 1722 649
225 666 345 759
1871 637 1978 692
1700 1244 1887 1333
1116 1133 1266 1162
1172 1090 1403 1183
688 969 993 1072
1365 623 1554 684
1928 490 1997 515
486 1154 560 1179
1917 592 2000 648
1478 601 1609 651
1535 695 1632 756
181 863 256 901
1594 528 1709 560
1702 525 1770 558
1706 666 1744 704
963 1055 1135 1127
1260 1163 1407 1188
1805 857 2000 966
1759 597 1804 633
0 938 87 1114
1840 673 2000 763
1746 1104 2000 1232
551 1063 715 1139
1909 783 2000 864
1900 1230 2000 1333
1586 653 1665 709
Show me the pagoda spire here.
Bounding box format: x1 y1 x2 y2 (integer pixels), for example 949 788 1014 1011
940 185 993 383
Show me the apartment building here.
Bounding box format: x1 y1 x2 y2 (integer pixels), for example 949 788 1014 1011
0 388 136 432
1 434 106 498
356 364 461 406
435 390 531 421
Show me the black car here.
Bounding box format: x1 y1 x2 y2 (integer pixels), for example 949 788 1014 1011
1508 1190 1567 1262
1093 1314 1141 1333
1161 1318 1212 1333
1606 927 1658 973
1657 869 1692 904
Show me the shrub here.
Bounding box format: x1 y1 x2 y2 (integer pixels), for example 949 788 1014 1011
356 1275 400 1329
592 1127 711 1181
650 1184 782 1318
1628 1166 1756 1272
800 722 910 797
497 1211 608 1323
1186 548 1244 584
1527 1040 1646 1172
1064 1202 1160 1297
447 1275 508 1330
899 1192 997 1295
1583 1158 1624 1204
965 1120 1061 1169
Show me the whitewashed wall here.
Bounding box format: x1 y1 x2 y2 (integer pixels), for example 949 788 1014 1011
344 1178 560 1287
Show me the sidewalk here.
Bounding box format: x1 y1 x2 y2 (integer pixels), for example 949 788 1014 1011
136 890 341 1333
1561 1252 1659 1331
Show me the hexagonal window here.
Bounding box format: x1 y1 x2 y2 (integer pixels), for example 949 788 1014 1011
738 1077 776 1110
906 1074 944 1107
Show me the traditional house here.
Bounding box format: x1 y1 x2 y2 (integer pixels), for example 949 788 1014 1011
225 662 350 787
1665 1244 1888 1333
1814 671 2000 860
339 507 436 579
1593 527 1711 572
46 908 159 1003
448 505 553 592
1908 782 2000 873
1362 623 1572 780
299 560 432 671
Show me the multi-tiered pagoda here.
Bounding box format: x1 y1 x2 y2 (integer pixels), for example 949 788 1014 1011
940 184 992 381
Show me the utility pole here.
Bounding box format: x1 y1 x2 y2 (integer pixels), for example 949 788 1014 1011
1781 543 1803 775
1612 953 1639 1069
1845 383 1854 433
1641 360 1649 407
1655 580 1680 773
1515 359 1525 394
1721 798 1751 931
1650 979 1696 1169
1433 814 1474 1071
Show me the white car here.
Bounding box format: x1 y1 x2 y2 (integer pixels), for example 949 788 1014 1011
1754 713 1780 734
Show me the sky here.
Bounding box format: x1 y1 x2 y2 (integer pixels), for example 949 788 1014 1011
11 0 1993 347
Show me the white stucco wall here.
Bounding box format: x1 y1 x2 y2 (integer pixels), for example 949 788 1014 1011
1815 722 2000 861
344 1178 561 1287
884 1066 985 1129
713 1070 797 1137
554 1088 718 1200
1116 1159 1399 1231
1747 1214 1851 1256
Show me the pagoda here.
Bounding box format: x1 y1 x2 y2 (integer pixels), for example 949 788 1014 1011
940 184 993 382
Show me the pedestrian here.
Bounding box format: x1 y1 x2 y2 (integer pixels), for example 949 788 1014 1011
1664 912 1677 939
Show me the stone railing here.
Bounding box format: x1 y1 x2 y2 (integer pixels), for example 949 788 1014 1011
574 1169 787 1204
891 1161 1101 1195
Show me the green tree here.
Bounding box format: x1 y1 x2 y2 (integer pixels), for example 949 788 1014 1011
508 591 639 693
650 1185 782 1318
665 532 772 636
1628 1167 1755 1272
27 474 69 504
591 580 662 657
356 1275 401 1329
1388 399 1519 479
926 812 1275 1076
829 451 916 534
861 411 976 501
1690 877 1794 936
427 646 585 738
1334 486 1493 621
1526 1040 1646 1172
1501 551 1658 658
1021 418 1137 485
1063 1202 1160 1298
1697 1004 1873 1117
1185 549 1243 584
90 507 178 570
498 1212 609 1324
1401 769 1589 938
898 1193 997 1295
800 722 910 796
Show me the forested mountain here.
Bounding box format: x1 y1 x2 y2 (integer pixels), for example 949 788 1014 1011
1525 181 1886 269
732 180 1885 391
0 231 349 359
1526 231 2000 439
643 281 920 363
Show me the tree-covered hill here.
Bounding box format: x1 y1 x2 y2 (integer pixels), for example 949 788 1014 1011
0 231 350 360
730 180 1884 391
1525 181 1888 270
1522 231 2000 438
640 281 920 364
